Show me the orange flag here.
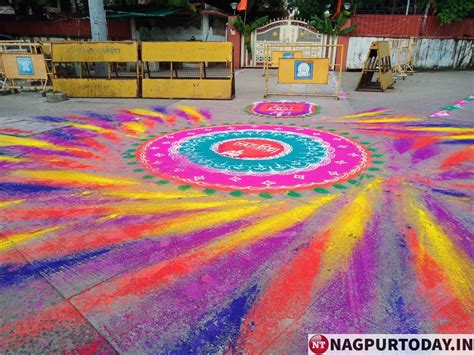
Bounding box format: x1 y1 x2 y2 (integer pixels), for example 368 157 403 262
237 0 248 11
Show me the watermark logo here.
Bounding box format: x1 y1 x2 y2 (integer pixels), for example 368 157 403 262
308 334 329 354
307 334 473 354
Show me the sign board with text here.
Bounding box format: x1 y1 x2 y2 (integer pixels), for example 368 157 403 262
0 53 48 80
278 58 329 84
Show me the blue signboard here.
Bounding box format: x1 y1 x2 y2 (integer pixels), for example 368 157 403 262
282 52 294 59
16 57 34 75
294 60 313 80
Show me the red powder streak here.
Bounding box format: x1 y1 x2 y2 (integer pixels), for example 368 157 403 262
440 147 474 171
141 118 156 129
1 206 110 222
45 159 99 170
65 339 112 354
0 128 33 134
239 231 330 353
101 133 121 143
1 301 86 351
80 138 109 152
408 137 440 151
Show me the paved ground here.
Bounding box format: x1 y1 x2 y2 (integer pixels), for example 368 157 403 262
0 70 473 354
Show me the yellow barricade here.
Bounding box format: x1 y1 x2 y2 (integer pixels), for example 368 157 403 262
356 41 395 92
141 42 234 100
51 41 139 98
264 43 343 99
278 58 329 84
270 51 303 67
0 41 50 91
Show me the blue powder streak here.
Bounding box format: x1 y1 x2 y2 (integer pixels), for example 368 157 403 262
170 284 259 354
431 189 468 198
438 139 474 145
79 111 115 122
0 248 110 287
0 183 63 193
35 115 69 123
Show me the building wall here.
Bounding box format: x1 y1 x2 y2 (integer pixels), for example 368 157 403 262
346 36 472 70
138 15 226 42
350 14 474 38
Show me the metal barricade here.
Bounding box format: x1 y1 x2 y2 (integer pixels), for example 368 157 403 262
141 42 234 99
0 41 50 92
263 43 344 99
51 41 139 98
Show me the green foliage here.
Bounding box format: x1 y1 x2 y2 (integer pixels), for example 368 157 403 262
109 0 192 10
437 0 474 24
231 15 269 57
10 0 57 16
289 0 337 20
309 10 357 37
253 0 287 20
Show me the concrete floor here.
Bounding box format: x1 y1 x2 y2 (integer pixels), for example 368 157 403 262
0 70 473 353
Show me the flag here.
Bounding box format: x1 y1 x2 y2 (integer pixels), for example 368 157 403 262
237 0 247 11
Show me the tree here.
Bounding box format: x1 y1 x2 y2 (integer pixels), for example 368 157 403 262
108 0 192 11
289 0 337 20
10 0 57 16
251 0 287 20
435 0 474 24
309 9 357 38
230 15 268 58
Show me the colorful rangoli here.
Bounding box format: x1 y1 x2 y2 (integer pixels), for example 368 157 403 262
246 101 319 118
138 125 369 192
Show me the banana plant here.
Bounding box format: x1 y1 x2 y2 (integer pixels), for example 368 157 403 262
231 15 269 59
309 10 357 39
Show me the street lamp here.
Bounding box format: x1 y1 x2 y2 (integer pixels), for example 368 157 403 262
230 2 238 16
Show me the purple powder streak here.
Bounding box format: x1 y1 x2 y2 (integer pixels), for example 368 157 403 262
308 212 382 333
58 219 249 298
200 109 212 121
394 138 415 154
423 193 474 258
439 171 474 180
114 113 141 122
99 223 305 352
411 144 440 164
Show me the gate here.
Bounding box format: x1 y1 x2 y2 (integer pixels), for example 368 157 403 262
245 18 327 67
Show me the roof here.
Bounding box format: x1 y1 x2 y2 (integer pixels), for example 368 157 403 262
106 8 179 19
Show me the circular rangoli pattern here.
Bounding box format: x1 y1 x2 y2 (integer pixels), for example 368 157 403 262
138 125 370 192
247 100 318 118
